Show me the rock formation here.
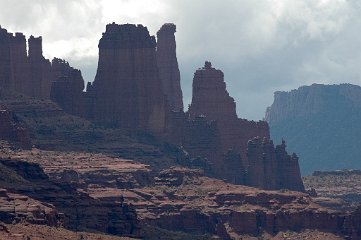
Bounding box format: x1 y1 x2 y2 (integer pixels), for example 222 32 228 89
84 23 166 134
0 27 28 93
247 137 304 191
188 62 269 159
156 23 183 111
0 108 31 148
27 36 52 99
0 26 69 100
183 62 304 191
50 58 85 114
265 83 361 174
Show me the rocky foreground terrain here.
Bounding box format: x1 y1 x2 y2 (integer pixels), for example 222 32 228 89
304 170 361 211
0 144 359 239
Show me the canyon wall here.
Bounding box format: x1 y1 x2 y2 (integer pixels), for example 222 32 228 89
266 83 361 174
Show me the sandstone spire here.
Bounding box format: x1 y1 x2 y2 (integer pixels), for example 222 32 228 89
91 23 166 133
156 23 183 111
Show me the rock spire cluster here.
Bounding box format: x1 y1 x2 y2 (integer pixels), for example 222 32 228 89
0 23 304 191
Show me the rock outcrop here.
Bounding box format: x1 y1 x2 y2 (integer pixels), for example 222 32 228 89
0 26 53 99
188 62 269 160
0 108 31 148
27 36 52 99
88 23 166 133
0 157 140 237
0 26 81 101
265 83 361 174
247 137 304 191
156 23 183 111
184 62 301 190
50 58 85 114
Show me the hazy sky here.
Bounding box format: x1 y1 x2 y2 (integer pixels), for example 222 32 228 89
1 0 360 120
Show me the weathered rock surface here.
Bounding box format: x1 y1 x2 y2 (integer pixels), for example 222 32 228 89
0 26 83 101
266 83 361 174
0 154 140 237
0 26 53 99
87 167 353 239
27 35 53 99
247 137 304 191
50 58 85 114
156 23 183 111
0 108 30 148
0 224 136 240
185 62 303 191
0 188 59 226
87 23 166 133
303 170 361 211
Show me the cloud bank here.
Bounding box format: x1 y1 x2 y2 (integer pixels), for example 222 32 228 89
0 0 360 119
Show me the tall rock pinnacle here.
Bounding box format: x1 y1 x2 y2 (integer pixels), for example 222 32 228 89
156 23 183 111
91 23 166 133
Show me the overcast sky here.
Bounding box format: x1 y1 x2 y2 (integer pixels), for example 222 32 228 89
1 0 360 120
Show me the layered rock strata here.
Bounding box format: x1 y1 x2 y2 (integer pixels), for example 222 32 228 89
156 23 183 111
0 157 140 236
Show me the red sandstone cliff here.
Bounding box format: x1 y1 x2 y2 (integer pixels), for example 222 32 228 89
89 23 167 133
27 36 52 99
0 26 55 99
50 58 85 114
186 62 303 191
188 62 269 159
156 23 183 111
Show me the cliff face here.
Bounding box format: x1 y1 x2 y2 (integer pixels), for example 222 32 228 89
186 62 303 191
27 36 52 99
0 108 31 149
266 83 361 174
188 62 269 158
0 27 53 99
156 24 183 111
0 26 77 100
89 23 166 133
247 137 304 191
50 58 85 115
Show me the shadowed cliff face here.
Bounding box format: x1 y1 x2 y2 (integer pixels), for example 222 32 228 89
157 23 183 112
186 62 304 191
266 83 361 174
89 23 166 133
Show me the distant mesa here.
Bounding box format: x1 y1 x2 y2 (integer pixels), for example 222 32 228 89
266 83 361 174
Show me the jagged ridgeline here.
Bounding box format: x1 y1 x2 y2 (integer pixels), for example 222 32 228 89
0 23 303 191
